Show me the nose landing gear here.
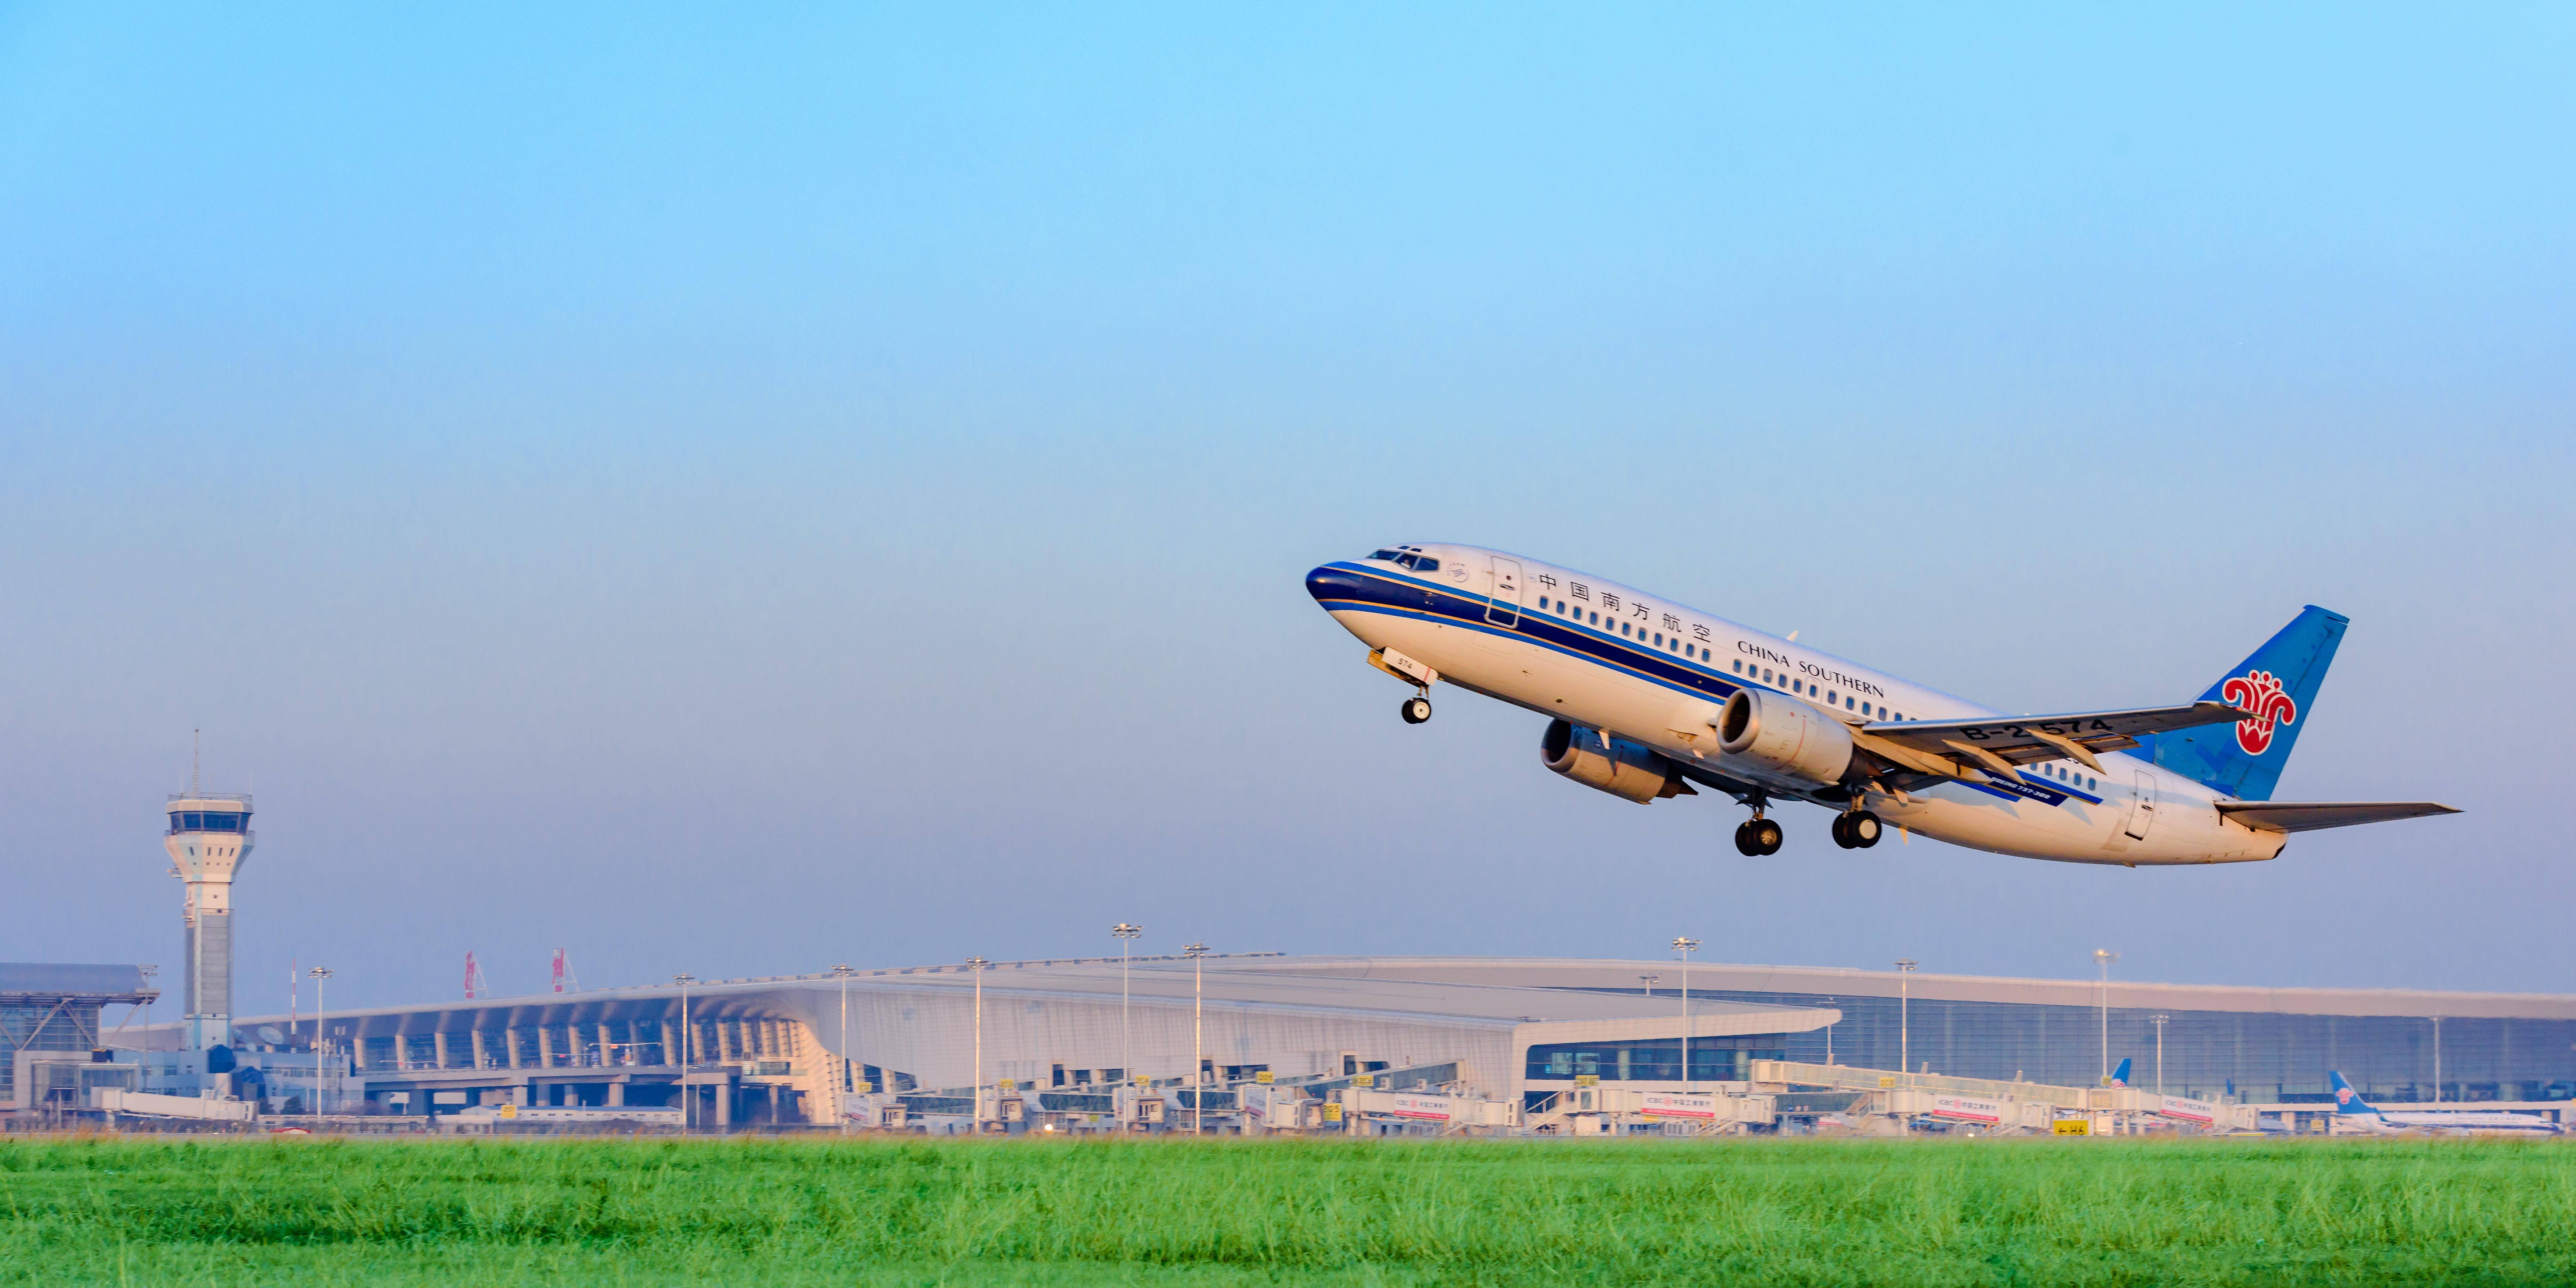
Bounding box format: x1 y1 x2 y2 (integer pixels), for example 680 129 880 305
1400 694 1433 724
1831 810 1884 849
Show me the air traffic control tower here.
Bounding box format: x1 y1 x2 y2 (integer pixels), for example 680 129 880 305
165 789 254 1050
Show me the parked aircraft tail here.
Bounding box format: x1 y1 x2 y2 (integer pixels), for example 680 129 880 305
2105 1057 2131 1088
2134 606 2347 802
2328 1070 2380 1115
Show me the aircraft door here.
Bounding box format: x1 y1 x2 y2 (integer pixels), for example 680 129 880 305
1485 557 1524 627
2123 772 2158 841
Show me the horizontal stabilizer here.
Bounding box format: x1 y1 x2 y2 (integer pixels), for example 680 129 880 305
2215 801 2461 834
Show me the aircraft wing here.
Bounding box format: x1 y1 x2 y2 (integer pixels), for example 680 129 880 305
1856 701 2254 779
2212 801 2462 833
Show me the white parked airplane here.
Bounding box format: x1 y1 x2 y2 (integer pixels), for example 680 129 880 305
1306 544 2458 863
2328 1071 2563 1133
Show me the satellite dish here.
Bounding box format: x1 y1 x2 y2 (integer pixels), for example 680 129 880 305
258 1026 286 1044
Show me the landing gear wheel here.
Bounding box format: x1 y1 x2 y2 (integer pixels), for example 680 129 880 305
1752 818 1784 855
1832 811 1884 849
1400 695 1433 724
1848 811 1883 849
1733 820 1764 857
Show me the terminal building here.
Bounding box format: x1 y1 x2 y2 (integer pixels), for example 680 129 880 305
132 953 2576 1126
20 774 2571 1130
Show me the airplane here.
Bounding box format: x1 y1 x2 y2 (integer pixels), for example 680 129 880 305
2328 1071 2563 1134
2104 1057 2131 1089
1305 544 2459 863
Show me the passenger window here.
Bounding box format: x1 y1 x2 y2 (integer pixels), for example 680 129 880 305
1590 612 1600 625
1651 633 1661 645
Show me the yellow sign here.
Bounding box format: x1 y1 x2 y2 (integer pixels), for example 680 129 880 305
1323 1104 1342 1121
855 1081 874 1094
498 1103 517 1119
1879 1076 1896 1088
1255 1071 1274 1083
2053 1119 2090 1136
1575 1074 1600 1088
998 1079 1016 1091
1353 1073 1374 1087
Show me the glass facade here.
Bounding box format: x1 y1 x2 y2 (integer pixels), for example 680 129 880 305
0 1000 104 1102
1525 1036 1788 1083
1657 988 2576 1103
169 811 248 833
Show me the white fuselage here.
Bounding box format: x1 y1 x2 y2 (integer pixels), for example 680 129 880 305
1309 544 2288 866
2350 1110 2563 1133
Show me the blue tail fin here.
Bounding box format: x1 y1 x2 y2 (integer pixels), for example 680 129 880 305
2106 1057 2131 1088
2329 1071 2379 1115
2135 606 2348 801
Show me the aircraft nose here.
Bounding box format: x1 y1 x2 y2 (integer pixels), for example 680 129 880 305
1306 564 1362 604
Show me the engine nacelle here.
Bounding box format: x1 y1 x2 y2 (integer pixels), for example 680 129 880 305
1540 719 1693 804
1716 689 1855 785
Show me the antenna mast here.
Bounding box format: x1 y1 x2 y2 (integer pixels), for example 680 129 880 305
464 951 487 1000
550 949 578 994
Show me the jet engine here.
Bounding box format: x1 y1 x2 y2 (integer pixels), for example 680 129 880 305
1540 719 1694 803
1715 689 1855 785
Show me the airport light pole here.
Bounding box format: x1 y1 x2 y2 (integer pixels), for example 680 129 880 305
832 965 856 1133
1894 960 1917 1079
965 958 991 1130
2149 1014 2170 1095
1112 924 1141 1085
1672 938 1699 1093
2093 950 2120 1083
673 973 695 1135
138 965 157 1062
307 966 332 1122
1183 944 1208 1135
2430 1016 2443 1103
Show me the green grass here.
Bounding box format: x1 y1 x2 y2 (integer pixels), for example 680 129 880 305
4 1136 2574 1286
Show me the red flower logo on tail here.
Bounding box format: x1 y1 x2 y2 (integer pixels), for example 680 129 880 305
2221 670 2297 755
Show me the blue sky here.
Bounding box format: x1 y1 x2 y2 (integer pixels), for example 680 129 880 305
4 4 2570 1009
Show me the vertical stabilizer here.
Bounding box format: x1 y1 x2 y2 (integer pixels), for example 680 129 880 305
2136 606 2347 801
2329 1071 2379 1115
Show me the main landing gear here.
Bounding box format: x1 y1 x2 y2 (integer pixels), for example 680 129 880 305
1831 810 1884 850
1733 815 1783 857
1400 694 1433 724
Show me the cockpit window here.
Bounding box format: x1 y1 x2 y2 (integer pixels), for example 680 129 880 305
1413 557 1439 572
1369 549 1402 561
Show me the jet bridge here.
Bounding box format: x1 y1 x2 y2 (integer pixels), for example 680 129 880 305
1749 1061 2256 1133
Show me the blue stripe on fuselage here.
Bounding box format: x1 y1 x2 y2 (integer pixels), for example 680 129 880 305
1309 560 2105 813
1308 561 1745 705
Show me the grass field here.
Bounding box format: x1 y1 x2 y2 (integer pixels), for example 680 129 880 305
4 1135 2574 1286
